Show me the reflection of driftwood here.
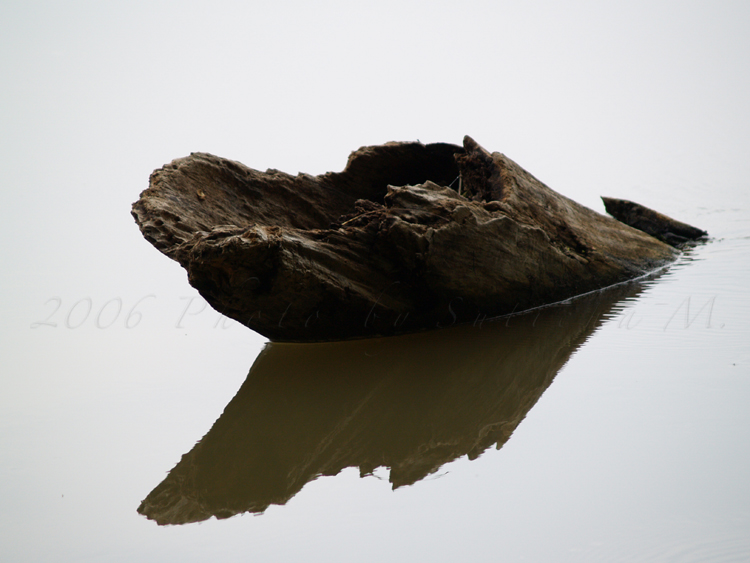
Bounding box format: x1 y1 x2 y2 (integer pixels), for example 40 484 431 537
137 281 647 525
132 136 703 341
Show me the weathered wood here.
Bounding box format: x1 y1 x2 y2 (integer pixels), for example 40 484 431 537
602 197 707 246
132 136 702 341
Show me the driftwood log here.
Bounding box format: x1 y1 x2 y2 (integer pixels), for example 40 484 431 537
132 136 705 341
137 282 645 524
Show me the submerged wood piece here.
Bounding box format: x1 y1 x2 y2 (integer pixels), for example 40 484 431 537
602 197 707 246
132 136 699 341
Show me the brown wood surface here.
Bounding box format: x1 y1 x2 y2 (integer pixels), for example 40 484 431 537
132 136 703 341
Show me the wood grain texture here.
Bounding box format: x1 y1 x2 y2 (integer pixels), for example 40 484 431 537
132 136 698 341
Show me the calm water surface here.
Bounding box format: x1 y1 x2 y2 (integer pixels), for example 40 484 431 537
3 200 749 563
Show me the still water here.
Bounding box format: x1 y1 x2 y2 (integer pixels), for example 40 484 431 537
4 207 748 562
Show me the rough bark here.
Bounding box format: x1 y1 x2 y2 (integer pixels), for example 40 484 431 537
602 197 707 246
137 283 644 524
132 136 703 341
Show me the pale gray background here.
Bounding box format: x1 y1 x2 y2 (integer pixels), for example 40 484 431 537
2 1 749 561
